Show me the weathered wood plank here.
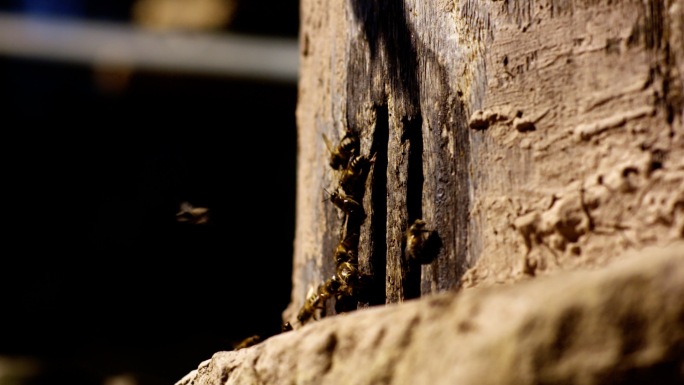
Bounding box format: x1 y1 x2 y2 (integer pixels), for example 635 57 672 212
286 0 684 327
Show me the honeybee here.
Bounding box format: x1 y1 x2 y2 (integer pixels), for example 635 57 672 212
326 189 364 217
296 303 315 325
297 277 343 325
175 201 210 225
297 293 319 325
323 130 359 170
319 277 343 305
334 233 359 264
332 263 368 313
233 334 261 350
404 219 440 264
336 261 360 287
339 154 374 196
297 285 327 325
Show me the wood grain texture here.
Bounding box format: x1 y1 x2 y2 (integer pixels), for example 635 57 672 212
286 0 684 326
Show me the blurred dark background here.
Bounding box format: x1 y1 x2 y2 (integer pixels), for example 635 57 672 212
0 1 298 384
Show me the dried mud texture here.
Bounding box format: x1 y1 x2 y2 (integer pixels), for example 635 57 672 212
177 242 684 385
460 0 684 288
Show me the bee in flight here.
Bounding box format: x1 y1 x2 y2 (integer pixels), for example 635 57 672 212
323 129 360 170
175 201 210 225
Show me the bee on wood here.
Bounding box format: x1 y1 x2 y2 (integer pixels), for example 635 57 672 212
323 130 360 170
297 284 329 325
296 303 315 326
175 201 210 225
331 264 367 313
334 233 359 264
318 276 341 301
335 261 369 301
406 219 429 256
326 189 364 217
404 219 441 264
297 288 321 325
296 276 345 325
339 154 375 197
336 261 361 287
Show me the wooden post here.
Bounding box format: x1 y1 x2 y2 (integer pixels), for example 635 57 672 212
285 0 684 325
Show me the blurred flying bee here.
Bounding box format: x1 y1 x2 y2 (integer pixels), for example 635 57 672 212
404 219 441 264
323 129 360 170
233 334 261 350
334 233 359 264
339 154 375 197
325 189 364 217
175 201 210 225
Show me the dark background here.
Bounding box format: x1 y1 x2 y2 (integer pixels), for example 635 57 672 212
0 1 299 384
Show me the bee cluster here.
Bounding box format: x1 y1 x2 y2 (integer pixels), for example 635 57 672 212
296 129 374 326
291 127 441 329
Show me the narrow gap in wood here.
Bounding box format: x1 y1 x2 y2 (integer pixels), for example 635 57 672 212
403 114 424 300
336 154 367 313
366 104 389 306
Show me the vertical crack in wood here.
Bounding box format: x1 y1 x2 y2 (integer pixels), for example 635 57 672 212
349 0 421 114
349 0 423 304
365 105 389 307
403 114 424 300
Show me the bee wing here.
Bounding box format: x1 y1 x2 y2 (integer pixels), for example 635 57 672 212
322 188 333 202
322 133 334 153
189 206 209 216
176 201 210 224
369 152 378 164
177 201 193 214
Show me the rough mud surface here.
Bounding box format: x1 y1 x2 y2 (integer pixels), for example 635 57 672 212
177 243 684 385
460 0 684 288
